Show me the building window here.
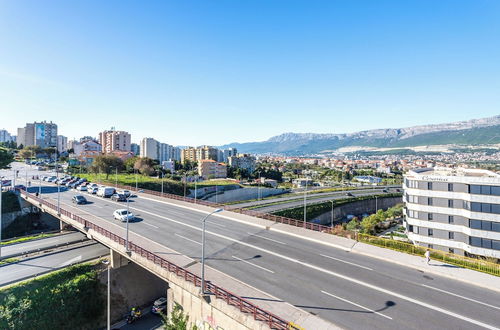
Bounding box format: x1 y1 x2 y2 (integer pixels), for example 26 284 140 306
449 232 454 240
428 228 433 236
428 197 433 206
427 182 433 190
448 200 454 208
448 215 454 224
448 183 454 192
428 213 433 220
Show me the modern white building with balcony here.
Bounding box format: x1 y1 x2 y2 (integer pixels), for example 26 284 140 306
404 167 500 258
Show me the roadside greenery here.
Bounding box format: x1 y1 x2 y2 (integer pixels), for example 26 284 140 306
272 193 402 222
0 258 19 266
0 147 14 169
346 204 403 234
0 233 56 246
0 263 104 329
161 304 198 330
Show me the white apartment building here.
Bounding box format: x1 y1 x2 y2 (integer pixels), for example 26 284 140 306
57 135 68 153
140 137 180 162
0 129 13 143
140 138 159 159
17 121 58 148
404 167 500 258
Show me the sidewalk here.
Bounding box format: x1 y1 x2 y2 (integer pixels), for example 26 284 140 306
136 191 500 293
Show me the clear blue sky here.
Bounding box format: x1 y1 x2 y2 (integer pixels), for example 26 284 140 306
0 0 499 146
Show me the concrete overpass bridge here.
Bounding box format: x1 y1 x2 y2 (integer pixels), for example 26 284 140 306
13 184 500 330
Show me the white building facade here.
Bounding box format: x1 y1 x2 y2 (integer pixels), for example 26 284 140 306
404 167 500 258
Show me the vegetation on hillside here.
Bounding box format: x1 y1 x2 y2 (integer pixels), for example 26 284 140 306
346 204 403 234
0 263 104 329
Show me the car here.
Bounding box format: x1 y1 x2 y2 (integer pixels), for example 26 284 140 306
76 185 87 191
72 195 88 204
396 188 401 192
382 189 388 193
111 193 127 202
151 297 167 315
113 209 134 222
120 190 131 197
345 192 354 197
87 186 98 194
14 184 26 190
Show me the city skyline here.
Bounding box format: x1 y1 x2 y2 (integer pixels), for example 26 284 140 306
1 1 500 145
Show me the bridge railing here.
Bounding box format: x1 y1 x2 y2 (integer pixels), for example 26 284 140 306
19 190 290 329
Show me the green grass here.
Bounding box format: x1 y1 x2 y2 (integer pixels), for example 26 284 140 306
0 262 105 329
0 258 19 266
76 173 240 196
1 233 56 246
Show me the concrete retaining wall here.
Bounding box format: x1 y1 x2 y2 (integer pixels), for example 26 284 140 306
206 187 287 203
313 196 402 225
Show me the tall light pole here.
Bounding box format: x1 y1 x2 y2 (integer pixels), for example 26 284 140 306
330 200 334 229
194 178 197 203
55 153 60 214
38 175 42 196
0 179 3 257
257 170 261 201
135 169 138 191
115 167 118 188
375 195 378 213
161 172 164 197
303 178 308 227
126 196 131 252
201 208 223 295
102 259 111 330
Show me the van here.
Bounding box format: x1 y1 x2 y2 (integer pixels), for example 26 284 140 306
97 186 115 198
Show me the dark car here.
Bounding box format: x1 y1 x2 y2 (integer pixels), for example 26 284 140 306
72 195 88 205
396 188 401 192
151 297 167 315
111 193 127 202
382 189 388 193
345 192 354 197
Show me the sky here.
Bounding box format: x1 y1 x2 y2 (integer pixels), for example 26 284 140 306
0 0 499 146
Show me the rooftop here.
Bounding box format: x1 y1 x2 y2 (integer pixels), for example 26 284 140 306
410 167 500 178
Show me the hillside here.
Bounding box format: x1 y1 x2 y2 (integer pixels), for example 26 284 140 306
220 116 500 155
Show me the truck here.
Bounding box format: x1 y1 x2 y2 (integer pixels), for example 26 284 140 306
97 186 115 198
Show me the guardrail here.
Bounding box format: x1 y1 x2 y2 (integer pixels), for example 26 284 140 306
19 190 290 329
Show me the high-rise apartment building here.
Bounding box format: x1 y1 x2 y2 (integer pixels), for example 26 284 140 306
17 121 57 148
131 143 140 156
140 138 159 159
57 135 68 153
0 129 13 143
228 154 256 173
404 167 500 258
99 130 131 154
198 160 227 179
222 148 238 162
196 145 219 162
181 147 197 163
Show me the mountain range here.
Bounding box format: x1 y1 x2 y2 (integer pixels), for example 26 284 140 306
220 115 500 155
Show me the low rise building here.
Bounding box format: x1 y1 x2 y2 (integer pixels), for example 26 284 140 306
228 154 256 173
198 160 227 179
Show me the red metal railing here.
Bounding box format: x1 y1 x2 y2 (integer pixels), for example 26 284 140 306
19 190 290 329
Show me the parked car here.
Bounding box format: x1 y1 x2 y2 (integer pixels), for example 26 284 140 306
113 209 134 222
76 185 87 191
396 188 401 192
345 192 354 197
87 186 98 194
382 189 388 193
97 187 115 198
111 193 127 202
72 195 88 204
151 297 167 315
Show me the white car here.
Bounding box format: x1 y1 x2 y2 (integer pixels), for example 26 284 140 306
76 185 87 191
120 190 131 197
113 209 134 222
87 186 98 194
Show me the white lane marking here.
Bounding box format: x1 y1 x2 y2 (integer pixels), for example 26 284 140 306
247 232 286 245
320 254 373 271
421 284 500 311
231 255 274 273
59 255 82 267
174 234 201 245
44 193 499 330
112 205 500 330
207 220 226 227
321 290 392 320
142 222 159 229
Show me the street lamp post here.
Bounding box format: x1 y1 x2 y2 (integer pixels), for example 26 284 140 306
194 179 197 203
330 200 334 229
0 179 3 257
102 259 111 330
56 153 60 214
39 175 42 196
115 168 118 188
201 208 223 295
135 169 138 191
375 195 378 213
126 196 131 252
161 173 164 197
257 171 261 201
303 182 307 225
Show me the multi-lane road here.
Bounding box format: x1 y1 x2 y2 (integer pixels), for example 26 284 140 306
2 163 500 329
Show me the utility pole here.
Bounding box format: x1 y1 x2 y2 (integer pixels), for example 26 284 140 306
201 208 223 295
303 178 308 227
330 200 334 229
115 167 118 188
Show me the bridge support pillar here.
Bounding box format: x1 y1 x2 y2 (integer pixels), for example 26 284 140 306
110 249 128 269
59 220 72 231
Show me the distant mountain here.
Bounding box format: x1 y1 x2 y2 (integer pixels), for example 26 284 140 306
220 115 500 155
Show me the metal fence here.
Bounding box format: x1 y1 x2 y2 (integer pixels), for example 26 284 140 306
19 190 290 329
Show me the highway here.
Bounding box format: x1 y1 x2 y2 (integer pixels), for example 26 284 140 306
0 242 108 286
1 231 87 258
2 164 500 329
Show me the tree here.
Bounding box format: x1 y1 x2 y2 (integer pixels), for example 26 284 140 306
0 148 14 169
91 155 124 179
346 217 360 231
134 157 155 176
161 304 197 330
124 156 139 173
18 148 35 160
